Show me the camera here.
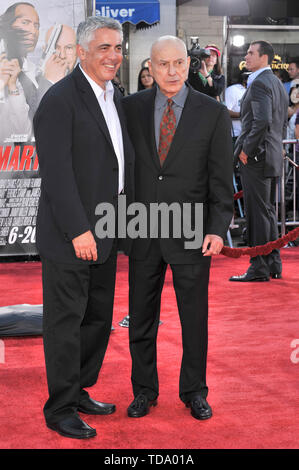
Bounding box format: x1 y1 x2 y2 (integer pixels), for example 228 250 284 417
188 37 210 73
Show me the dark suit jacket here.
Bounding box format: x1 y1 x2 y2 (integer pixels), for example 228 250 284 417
122 85 234 264
234 69 289 177
33 64 135 264
187 71 225 98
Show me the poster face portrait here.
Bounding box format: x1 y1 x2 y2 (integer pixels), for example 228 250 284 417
11 3 40 53
0 1 84 257
0 1 79 144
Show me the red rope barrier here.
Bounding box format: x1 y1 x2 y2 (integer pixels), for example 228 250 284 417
221 226 299 258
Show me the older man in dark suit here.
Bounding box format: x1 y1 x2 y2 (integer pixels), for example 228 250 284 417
122 35 233 420
230 40 289 282
33 16 134 439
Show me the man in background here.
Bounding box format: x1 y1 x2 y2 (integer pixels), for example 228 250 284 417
285 58 299 96
286 58 299 119
230 40 289 282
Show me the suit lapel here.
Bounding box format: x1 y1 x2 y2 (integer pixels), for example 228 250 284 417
139 86 203 171
114 89 133 162
139 87 161 171
240 86 249 113
72 65 114 149
240 69 273 112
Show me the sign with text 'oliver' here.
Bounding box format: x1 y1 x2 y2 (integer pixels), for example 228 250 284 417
95 0 160 25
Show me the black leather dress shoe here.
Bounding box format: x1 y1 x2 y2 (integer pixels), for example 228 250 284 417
46 414 96 439
186 396 212 420
229 272 269 282
127 394 157 418
78 397 116 415
271 273 282 279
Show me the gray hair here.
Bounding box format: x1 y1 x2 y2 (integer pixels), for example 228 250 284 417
77 16 123 49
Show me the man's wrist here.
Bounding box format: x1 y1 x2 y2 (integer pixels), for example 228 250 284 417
8 86 19 95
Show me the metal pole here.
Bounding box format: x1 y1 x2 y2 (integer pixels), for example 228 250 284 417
293 141 297 221
281 153 286 237
280 139 299 235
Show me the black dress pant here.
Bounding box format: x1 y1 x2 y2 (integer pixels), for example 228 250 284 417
240 158 282 277
41 242 117 424
129 240 211 404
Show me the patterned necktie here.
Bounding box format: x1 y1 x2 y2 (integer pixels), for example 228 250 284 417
158 98 176 166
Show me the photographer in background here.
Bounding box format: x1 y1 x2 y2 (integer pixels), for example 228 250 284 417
188 43 225 101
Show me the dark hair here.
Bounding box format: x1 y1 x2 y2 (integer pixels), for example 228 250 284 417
205 43 222 75
251 40 274 65
3 2 36 20
238 68 250 84
288 57 299 68
137 66 155 91
273 68 290 83
0 2 36 61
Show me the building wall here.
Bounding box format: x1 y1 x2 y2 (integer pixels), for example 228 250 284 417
177 0 224 53
128 0 176 94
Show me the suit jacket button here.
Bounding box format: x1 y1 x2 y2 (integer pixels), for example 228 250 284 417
158 175 163 181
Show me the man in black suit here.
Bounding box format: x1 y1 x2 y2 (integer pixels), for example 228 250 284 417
33 16 134 439
122 36 233 420
230 41 289 282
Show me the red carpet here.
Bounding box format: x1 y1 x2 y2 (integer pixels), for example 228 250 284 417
0 249 299 449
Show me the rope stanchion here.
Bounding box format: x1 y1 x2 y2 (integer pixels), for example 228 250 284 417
221 226 299 258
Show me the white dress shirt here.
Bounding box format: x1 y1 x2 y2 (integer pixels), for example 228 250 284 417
79 64 125 194
247 66 271 87
225 83 247 137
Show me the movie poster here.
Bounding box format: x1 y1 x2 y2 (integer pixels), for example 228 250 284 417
0 0 85 256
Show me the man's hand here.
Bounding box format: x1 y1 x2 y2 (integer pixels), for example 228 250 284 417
202 234 223 256
44 54 67 83
239 150 248 165
72 230 98 261
0 53 11 90
7 59 21 90
199 60 208 78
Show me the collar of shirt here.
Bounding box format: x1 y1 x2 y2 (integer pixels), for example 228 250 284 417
155 83 188 110
79 64 114 101
79 65 124 193
247 66 271 87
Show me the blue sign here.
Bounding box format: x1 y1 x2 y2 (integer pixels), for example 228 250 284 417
95 0 160 25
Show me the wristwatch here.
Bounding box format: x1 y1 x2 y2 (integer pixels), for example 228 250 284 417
8 87 20 95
